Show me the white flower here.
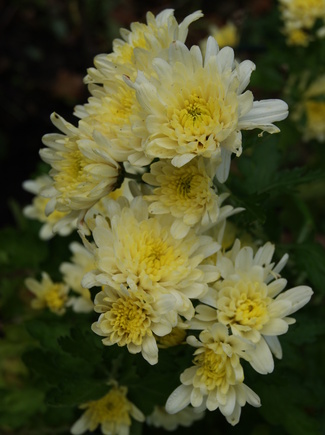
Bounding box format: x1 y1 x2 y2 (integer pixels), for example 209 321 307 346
82 196 220 321
91 284 177 365
165 324 260 426
142 158 242 238
146 405 205 431
71 384 144 435
25 272 69 315
60 242 95 313
39 113 121 226
127 37 288 182
193 241 313 374
22 175 77 239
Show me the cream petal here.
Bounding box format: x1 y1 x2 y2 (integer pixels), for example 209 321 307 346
261 318 289 336
248 337 274 374
219 386 236 416
264 335 283 359
275 286 313 315
165 385 192 414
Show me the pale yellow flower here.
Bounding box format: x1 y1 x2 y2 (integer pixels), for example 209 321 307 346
92 284 176 365
142 158 241 238
165 324 260 425
146 405 205 431
60 242 95 313
25 272 69 315
22 175 76 240
71 384 144 435
39 113 121 226
84 9 203 84
82 197 220 320
192 241 313 374
127 37 288 182
279 0 325 45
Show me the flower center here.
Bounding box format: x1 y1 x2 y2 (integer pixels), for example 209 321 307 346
178 94 212 129
306 100 325 127
217 280 271 330
137 230 184 281
54 146 88 197
86 388 132 426
110 296 151 345
44 284 67 311
194 348 228 391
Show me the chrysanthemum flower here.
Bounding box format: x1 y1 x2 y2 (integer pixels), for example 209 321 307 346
25 272 69 315
292 74 325 142
279 0 325 45
142 158 242 238
71 384 144 435
59 242 95 313
84 9 203 85
22 175 77 240
92 284 177 364
126 37 288 182
165 324 260 426
39 113 121 226
192 241 313 374
82 197 220 320
146 405 205 431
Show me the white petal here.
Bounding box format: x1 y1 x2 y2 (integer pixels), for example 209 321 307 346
248 337 274 374
165 385 192 414
275 286 313 315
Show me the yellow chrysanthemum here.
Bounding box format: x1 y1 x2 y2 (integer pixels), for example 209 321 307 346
71 385 144 435
165 324 260 426
25 272 69 315
39 113 121 226
127 37 288 182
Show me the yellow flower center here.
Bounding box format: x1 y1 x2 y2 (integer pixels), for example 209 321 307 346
135 228 185 282
175 94 212 131
110 296 151 345
44 284 67 311
85 387 132 427
217 280 271 330
54 145 88 199
306 100 325 126
194 348 229 391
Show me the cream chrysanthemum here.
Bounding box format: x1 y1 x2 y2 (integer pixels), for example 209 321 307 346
84 9 203 85
22 175 77 240
39 113 121 227
127 37 288 182
92 284 177 364
142 158 242 238
192 241 313 374
25 272 69 315
279 0 325 45
59 242 95 313
71 384 144 435
165 324 260 426
82 197 220 321
146 405 205 431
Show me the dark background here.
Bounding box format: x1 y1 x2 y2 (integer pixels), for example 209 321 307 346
0 0 272 228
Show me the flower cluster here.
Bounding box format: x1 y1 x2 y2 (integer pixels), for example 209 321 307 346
22 8 313 433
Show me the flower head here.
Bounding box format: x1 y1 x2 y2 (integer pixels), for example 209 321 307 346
165 323 260 425
25 272 69 315
40 113 121 225
127 37 288 181
142 158 241 238
71 384 144 435
193 241 313 374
